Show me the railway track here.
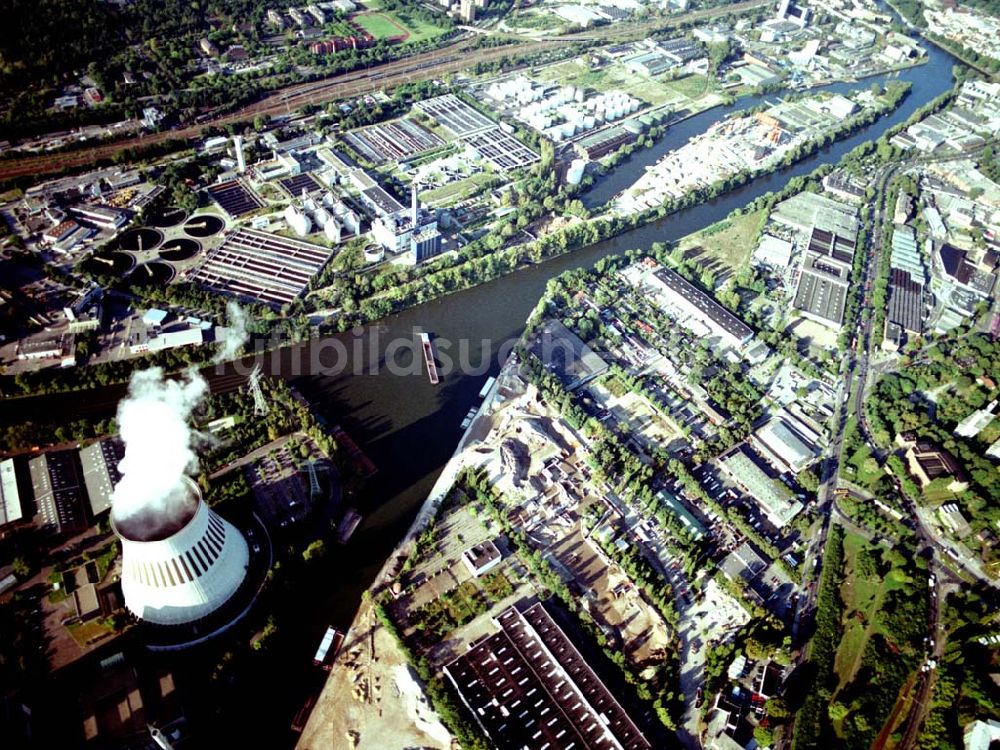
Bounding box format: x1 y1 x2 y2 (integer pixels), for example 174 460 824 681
0 0 765 182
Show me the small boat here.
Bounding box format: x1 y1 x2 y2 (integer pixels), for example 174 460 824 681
460 407 478 430
291 693 317 732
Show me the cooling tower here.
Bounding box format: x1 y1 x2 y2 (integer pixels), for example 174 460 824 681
114 479 249 626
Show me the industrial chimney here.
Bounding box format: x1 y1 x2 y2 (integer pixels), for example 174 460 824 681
234 135 246 174
411 182 419 225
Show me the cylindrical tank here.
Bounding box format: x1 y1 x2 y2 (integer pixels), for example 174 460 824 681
567 159 587 185
114 479 249 626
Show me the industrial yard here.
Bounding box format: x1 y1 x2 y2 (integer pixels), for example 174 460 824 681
615 87 899 215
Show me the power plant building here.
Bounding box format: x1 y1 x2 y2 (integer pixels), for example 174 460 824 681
371 184 442 262
114 480 249 626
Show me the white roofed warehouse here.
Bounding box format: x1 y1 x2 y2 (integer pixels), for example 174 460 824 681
752 419 818 474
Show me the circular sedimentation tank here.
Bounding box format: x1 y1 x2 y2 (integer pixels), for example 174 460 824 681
184 214 225 238
81 251 136 277
130 261 176 287
117 227 164 252
158 238 201 262
147 206 188 229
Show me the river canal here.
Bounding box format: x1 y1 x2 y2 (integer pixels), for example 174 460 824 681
4 31 960 747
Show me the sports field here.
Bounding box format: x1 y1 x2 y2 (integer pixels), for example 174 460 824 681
353 12 408 39
352 6 450 44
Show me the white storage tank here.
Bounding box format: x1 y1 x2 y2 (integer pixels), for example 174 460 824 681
566 159 587 185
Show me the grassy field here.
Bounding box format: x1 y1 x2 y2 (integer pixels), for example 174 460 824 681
533 60 689 107
662 73 719 101
420 173 494 206
352 3 449 44
833 532 910 689
677 207 768 272
67 619 115 647
352 12 408 39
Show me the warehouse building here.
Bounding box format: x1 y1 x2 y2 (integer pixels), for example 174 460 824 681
889 225 925 282
720 448 803 528
657 37 704 65
130 327 204 355
625 52 675 77
792 252 851 329
0 458 23 529
752 418 817 473
770 192 859 238
792 226 857 329
29 451 89 536
574 126 637 159
720 541 769 584
79 438 125 517
753 234 793 268
641 265 754 350
884 268 924 344
528 319 609 390
444 603 652 750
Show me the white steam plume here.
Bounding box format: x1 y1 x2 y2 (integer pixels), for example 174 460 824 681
215 301 249 362
112 368 208 539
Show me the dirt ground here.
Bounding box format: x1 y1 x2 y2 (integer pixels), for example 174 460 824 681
296 599 451 750
548 516 671 667
785 317 840 352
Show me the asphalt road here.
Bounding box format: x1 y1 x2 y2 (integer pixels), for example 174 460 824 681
814 144 1000 748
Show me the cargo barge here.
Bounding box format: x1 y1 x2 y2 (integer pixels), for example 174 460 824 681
313 626 345 671
421 332 439 385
